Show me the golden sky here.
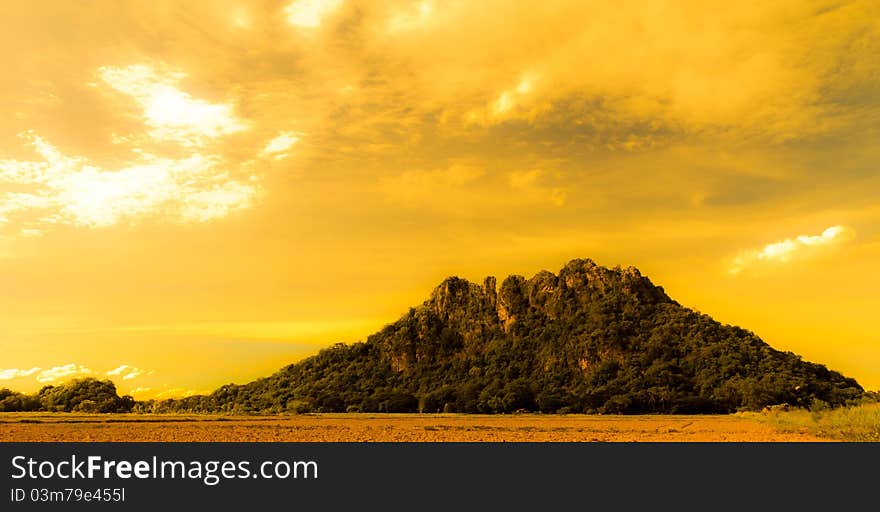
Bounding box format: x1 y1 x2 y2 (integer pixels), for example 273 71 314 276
1 1 879 397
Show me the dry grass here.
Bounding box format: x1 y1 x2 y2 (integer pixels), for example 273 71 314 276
0 413 829 442
745 402 880 442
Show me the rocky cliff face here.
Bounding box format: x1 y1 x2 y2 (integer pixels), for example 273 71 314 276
427 259 672 333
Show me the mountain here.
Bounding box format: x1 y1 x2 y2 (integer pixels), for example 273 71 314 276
148 259 863 414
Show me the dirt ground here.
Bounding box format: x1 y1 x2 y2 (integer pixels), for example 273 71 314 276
0 413 827 442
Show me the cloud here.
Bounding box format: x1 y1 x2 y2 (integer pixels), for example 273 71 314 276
98 65 247 147
260 131 299 160
129 387 152 396
466 75 543 125
284 0 344 28
508 169 567 207
0 132 256 229
728 225 856 275
387 1 434 32
105 364 150 381
348 0 879 147
35 364 93 383
154 388 204 399
379 164 485 207
0 367 41 380
104 365 130 377
179 180 258 223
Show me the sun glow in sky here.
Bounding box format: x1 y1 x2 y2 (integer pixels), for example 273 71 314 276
1 1 879 396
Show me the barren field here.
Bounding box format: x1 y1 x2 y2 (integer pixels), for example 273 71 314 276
0 413 827 442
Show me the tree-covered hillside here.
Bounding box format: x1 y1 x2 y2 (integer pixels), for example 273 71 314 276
139 259 863 414
0 378 134 413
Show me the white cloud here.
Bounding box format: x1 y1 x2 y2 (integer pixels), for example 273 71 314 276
388 1 434 32
0 63 276 235
180 180 257 222
104 365 129 376
0 132 256 229
284 0 344 28
105 364 150 381
467 75 540 124
36 364 93 383
98 65 247 147
728 225 855 275
0 367 41 380
260 131 299 159
154 388 204 399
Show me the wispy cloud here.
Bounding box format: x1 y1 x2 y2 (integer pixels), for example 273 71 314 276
154 388 205 399
284 0 344 28
2 364 152 385
260 131 299 160
379 164 485 207
728 225 855 275
387 1 434 32
0 132 256 229
0 367 41 380
105 364 151 381
98 65 247 147
466 75 540 125
35 364 93 383
129 387 152 396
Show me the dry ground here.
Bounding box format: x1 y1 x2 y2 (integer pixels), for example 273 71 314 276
0 413 827 442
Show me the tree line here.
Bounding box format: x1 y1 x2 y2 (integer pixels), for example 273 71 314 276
0 379 134 413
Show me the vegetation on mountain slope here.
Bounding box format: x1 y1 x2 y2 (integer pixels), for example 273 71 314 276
135 259 863 414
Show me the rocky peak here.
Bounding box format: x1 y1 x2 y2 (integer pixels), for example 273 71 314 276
482 276 497 306
558 258 671 304
426 259 671 332
497 275 528 331
428 276 496 323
